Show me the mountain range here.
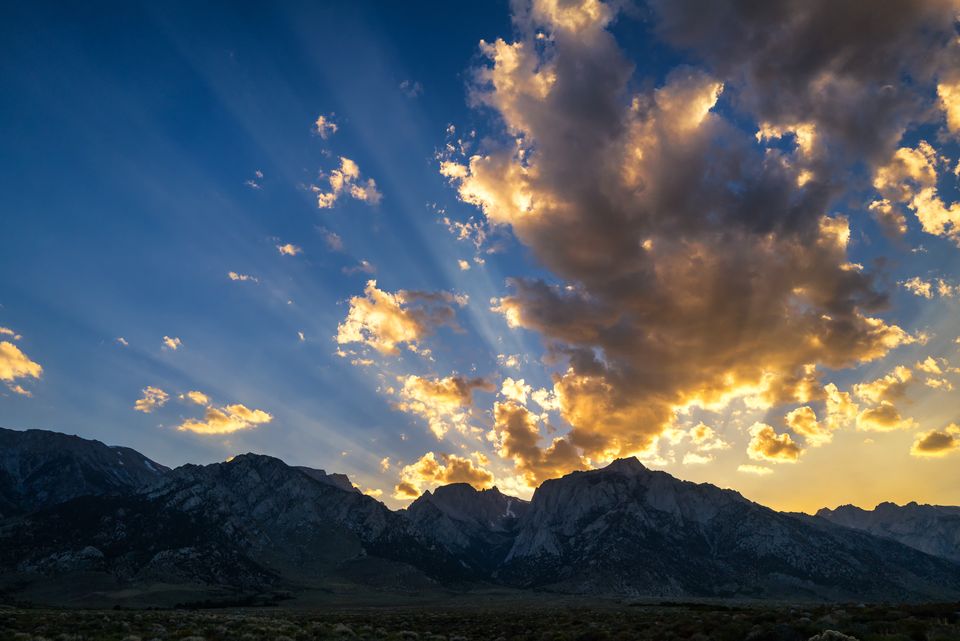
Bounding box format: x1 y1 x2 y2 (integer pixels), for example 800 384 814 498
0 426 958 607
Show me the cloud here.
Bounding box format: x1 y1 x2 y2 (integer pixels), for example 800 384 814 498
177 402 272 435
438 0 919 478
823 383 858 430
688 422 729 451
0 327 22 340
399 80 423 98
342 260 376 275
380 456 391 471
179 390 210 406
162 336 182 351
458 259 471 271
315 114 338 139
319 227 344 251
648 0 957 163
336 280 465 355
746 422 801 463
911 423 960 457
682 452 712 465
784 405 833 447
0 341 42 395
899 276 957 299
871 141 960 245
394 451 495 499
115 337 129 347
737 464 773 476
938 80 960 133
856 401 916 432
276 243 302 256
853 366 912 404
312 157 381 209
500 377 532 404
490 400 583 487
228 271 259 283
497 353 521 369
394 374 494 438
134 386 169 413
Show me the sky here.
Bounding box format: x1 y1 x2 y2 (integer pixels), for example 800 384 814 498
2 0 960 511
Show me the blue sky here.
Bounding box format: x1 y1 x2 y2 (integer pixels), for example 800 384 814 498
2 0 960 509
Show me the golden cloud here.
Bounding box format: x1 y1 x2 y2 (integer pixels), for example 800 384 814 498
746 422 801 463
180 390 210 406
500 377 532 404
853 366 912 404
312 156 381 209
737 464 773 476
177 402 272 435
337 280 465 355
938 81 960 133
394 374 494 438
0 340 42 396
393 451 495 499
434 0 922 479
911 423 960 458
784 406 833 447
134 386 169 413
856 401 916 432
276 243 302 256
162 336 182 351
490 400 583 487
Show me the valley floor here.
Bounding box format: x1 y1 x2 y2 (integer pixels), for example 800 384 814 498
3 600 960 641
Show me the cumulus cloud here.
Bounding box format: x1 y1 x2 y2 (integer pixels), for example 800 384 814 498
312 157 381 209
177 401 272 435
134 386 169 413
784 405 833 447
500 377 532 404
856 401 917 432
393 451 495 499
871 141 960 245
438 0 922 478
853 366 912 404
687 422 730 451
336 280 466 355
394 374 495 438
162 336 182 351
911 423 960 457
490 400 583 487
746 422 801 463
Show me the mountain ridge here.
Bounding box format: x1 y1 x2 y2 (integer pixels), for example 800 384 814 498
1 427 959 607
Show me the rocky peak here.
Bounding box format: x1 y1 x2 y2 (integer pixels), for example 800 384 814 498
0 426 169 516
410 483 528 530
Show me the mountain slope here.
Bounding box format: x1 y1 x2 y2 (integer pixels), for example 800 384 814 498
0 427 168 518
500 458 960 601
406 483 528 574
817 502 960 564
